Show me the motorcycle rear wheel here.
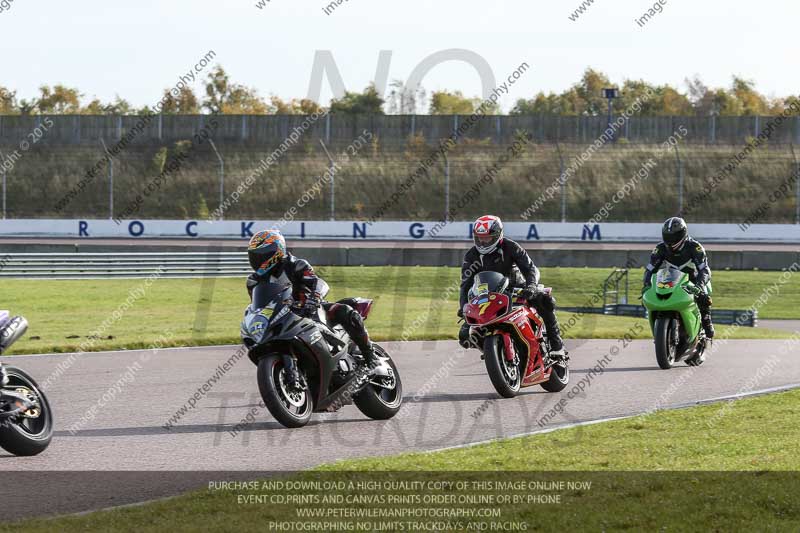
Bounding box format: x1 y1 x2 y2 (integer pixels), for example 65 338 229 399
541 360 570 392
484 335 521 398
0 366 53 456
257 355 313 428
655 317 678 370
354 346 403 420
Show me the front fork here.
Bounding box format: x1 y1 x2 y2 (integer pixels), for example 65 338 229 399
501 333 517 363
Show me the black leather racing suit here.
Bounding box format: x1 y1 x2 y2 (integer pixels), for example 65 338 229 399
246 254 372 357
643 238 713 327
458 239 563 351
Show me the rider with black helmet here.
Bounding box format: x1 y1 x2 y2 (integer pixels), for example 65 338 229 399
246 229 377 387
457 215 565 358
643 217 714 338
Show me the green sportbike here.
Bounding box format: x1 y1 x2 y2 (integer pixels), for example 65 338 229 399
642 265 710 370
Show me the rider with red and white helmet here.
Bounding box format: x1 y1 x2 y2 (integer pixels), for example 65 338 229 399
458 215 565 358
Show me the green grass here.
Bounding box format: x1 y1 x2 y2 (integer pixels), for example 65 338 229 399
9 389 800 532
4 266 798 355
330 389 800 472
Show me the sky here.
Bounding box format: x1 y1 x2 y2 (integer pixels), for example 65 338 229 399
0 0 797 112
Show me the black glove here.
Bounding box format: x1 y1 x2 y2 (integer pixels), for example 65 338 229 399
520 285 538 300
298 293 321 317
457 306 464 319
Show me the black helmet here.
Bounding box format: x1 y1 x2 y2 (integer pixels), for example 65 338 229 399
662 217 688 251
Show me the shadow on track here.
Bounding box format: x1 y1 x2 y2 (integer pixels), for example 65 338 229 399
570 366 667 374
53 417 373 438
406 391 547 404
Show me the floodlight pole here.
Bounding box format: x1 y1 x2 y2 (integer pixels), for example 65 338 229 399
319 140 336 221
603 88 620 143
1 165 5 220
100 138 114 220
208 139 224 221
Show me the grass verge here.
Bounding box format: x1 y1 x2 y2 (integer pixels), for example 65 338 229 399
8 388 800 532
4 266 798 355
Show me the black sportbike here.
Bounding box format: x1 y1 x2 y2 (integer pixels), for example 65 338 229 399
0 313 53 456
241 281 403 428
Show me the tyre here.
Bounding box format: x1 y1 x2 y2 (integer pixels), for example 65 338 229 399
541 360 570 393
655 317 678 370
257 355 313 428
354 346 403 420
484 335 521 398
0 366 53 456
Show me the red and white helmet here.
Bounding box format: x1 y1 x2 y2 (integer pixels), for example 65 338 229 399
472 215 504 255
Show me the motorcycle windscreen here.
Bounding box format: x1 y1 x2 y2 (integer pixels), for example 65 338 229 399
252 282 292 310
469 271 509 298
655 266 684 290
245 283 294 342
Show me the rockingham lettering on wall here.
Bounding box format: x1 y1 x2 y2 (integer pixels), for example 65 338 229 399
0 220 798 243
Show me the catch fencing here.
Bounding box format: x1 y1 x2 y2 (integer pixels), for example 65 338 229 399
0 114 799 145
1 144 799 224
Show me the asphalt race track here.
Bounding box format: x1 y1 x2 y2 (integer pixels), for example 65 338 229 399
1 338 798 521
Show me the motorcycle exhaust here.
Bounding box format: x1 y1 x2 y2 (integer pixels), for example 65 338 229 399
0 316 28 354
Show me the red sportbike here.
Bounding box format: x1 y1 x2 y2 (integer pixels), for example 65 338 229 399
463 272 570 398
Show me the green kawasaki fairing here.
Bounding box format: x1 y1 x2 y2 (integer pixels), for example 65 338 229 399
642 266 710 369
642 268 702 342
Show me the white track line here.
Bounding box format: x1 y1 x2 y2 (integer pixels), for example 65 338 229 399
5 344 240 359
41 383 800 522
426 382 800 454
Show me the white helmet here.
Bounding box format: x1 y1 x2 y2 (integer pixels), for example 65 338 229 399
472 215 504 255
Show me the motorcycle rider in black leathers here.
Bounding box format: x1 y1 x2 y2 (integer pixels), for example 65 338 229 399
457 215 566 358
643 217 715 338
246 229 377 388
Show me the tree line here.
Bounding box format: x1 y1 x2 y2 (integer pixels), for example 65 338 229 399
0 66 797 116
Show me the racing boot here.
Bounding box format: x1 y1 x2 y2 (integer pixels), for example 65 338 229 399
548 333 566 360
702 314 715 339
541 313 566 360
357 338 379 369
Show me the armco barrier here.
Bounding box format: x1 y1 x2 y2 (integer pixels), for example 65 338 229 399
561 304 757 327
0 253 250 279
0 246 797 271
602 304 758 327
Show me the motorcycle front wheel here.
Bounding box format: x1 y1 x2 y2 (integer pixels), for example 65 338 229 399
655 317 678 370
257 355 313 428
484 335 521 398
0 366 53 456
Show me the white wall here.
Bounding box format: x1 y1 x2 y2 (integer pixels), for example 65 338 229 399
0 219 799 243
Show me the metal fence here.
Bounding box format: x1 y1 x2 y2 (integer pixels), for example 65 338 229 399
1 143 799 224
0 253 249 279
1 114 800 146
